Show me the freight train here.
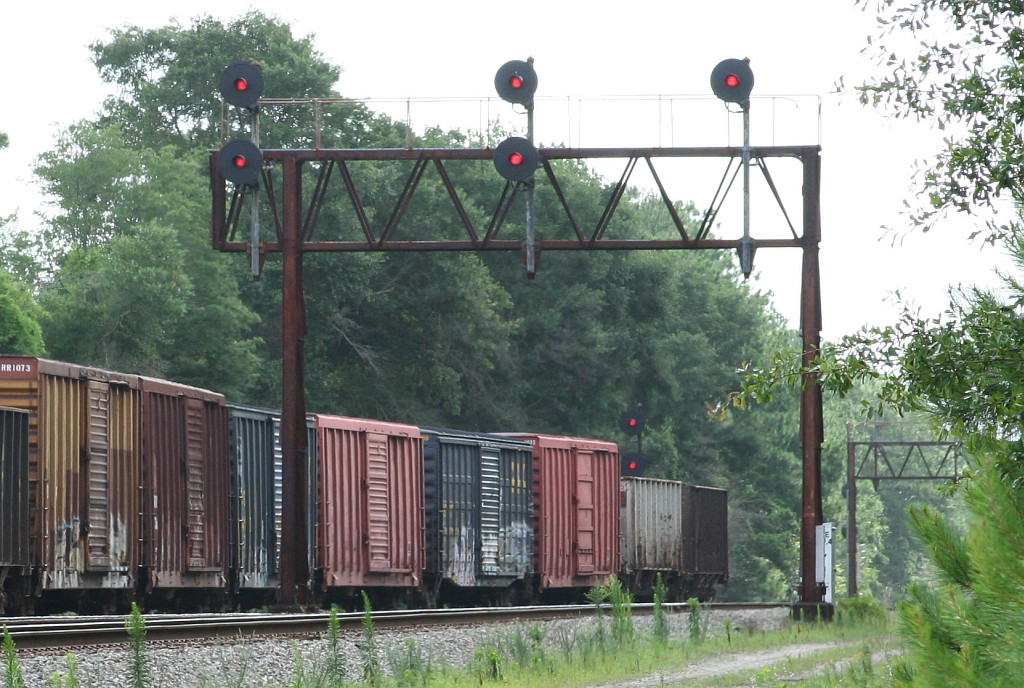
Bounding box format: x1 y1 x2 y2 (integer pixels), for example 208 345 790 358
0 356 728 615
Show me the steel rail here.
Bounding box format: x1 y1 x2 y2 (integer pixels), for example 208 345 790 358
3 603 788 650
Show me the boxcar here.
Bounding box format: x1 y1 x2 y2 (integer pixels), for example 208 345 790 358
420 427 533 606
503 433 620 600
227 404 318 606
0 357 143 613
313 414 423 607
681 484 729 600
137 375 230 610
227 404 281 597
0 406 30 614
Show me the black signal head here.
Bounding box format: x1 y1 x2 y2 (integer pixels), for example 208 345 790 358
494 60 538 105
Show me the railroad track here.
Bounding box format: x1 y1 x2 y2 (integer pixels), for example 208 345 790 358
1 602 788 651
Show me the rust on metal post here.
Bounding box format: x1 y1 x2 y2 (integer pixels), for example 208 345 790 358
210 154 228 250
277 154 309 609
799 148 824 604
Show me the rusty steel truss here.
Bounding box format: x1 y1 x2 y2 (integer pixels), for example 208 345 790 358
209 143 825 607
211 145 816 254
845 424 963 597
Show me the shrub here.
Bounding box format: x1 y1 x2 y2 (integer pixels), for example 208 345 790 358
836 596 888 627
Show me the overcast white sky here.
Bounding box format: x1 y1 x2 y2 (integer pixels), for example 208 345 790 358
2 1 1015 341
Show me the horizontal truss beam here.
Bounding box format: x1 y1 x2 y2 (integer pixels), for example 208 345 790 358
210 145 820 254
849 440 963 483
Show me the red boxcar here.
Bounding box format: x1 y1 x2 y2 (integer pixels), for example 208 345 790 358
137 375 230 609
503 433 620 598
313 414 423 607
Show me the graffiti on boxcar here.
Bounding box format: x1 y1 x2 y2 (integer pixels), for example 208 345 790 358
107 513 131 568
53 518 83 584
446 524 476 586
497 520 532 573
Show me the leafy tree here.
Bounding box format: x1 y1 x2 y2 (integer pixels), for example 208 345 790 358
728 0 1024 679
300 251 518 425
0 230 45 288
34 121 261 395
38 226 189 375
91 12 340 151
29 16 347 395
0 130 43 286
853 0 1024 243
0 270 45 356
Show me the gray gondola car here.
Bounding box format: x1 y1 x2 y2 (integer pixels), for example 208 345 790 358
0 406 30 614
620 476 685 600
619 477 729 601
420 427 533 606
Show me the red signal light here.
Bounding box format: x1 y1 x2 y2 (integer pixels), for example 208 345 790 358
621 452 646 476
217 139 263 187
711 58 754 103
493 137 537 181
495 60 538 105
619 406 646 436
220 62 264 109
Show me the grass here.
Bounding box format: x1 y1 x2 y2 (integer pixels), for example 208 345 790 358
2 592 900 688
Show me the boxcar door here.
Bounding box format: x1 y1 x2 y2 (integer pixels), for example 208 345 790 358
575 448 596 574
84 380 113 570
184 397 211 570
365 432 392 571
0 408 30 568
478 447 500 576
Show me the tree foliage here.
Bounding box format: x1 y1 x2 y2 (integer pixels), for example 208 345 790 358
853 0 1024 241
732 245 1024 449
91 12 340 150
718 0 1024 680
0 270 45 356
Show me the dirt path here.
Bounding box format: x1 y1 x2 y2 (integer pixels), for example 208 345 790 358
581 642 849 688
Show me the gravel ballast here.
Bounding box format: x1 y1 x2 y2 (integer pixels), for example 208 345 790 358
12 607 791 687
